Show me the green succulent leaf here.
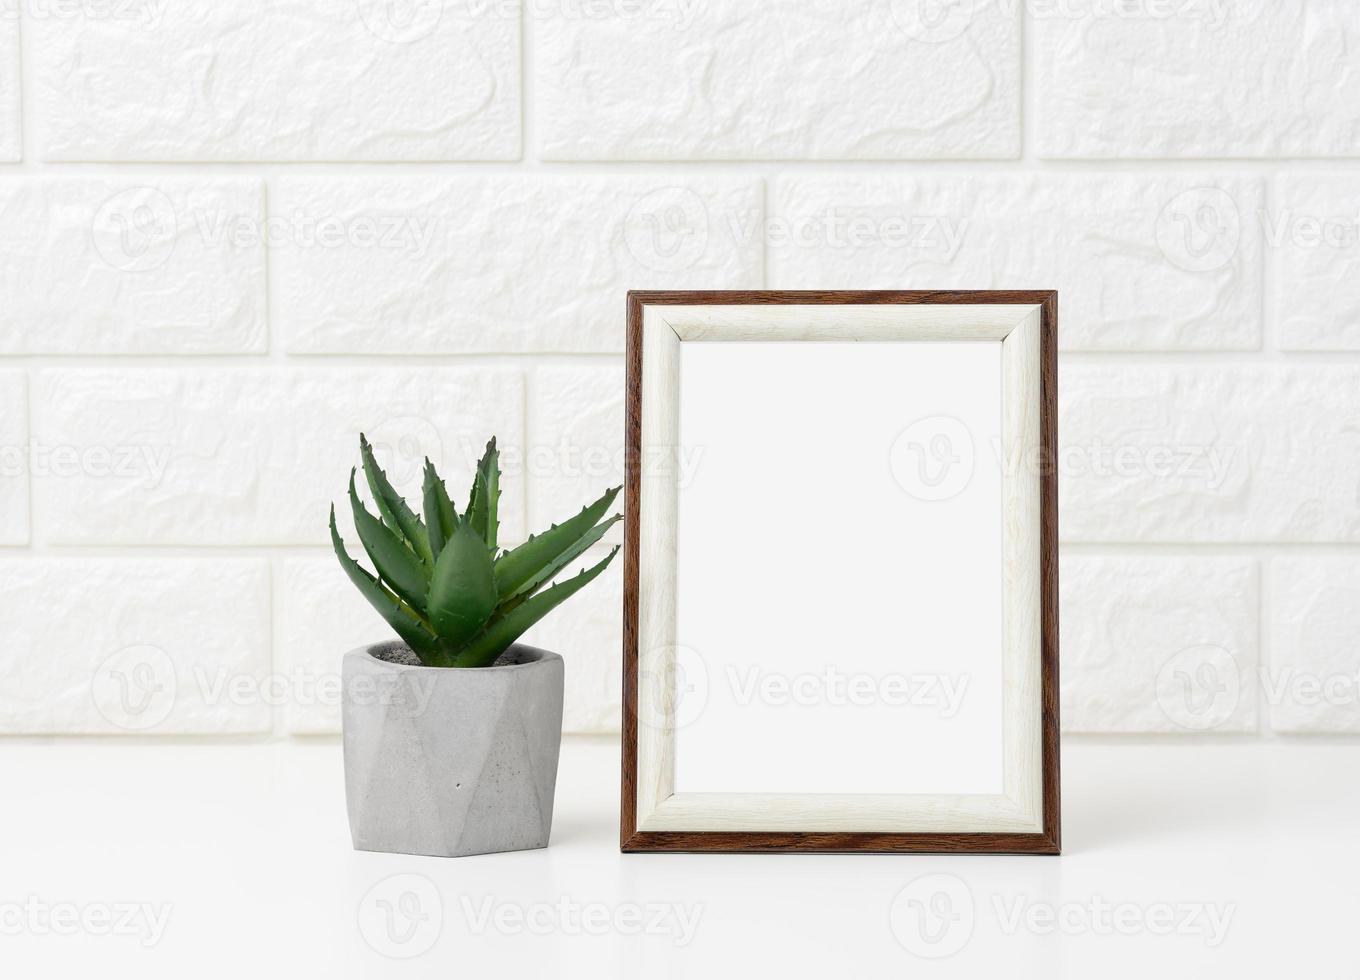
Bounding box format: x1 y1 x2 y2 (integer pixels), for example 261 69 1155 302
464 438 500 552
502 514 621 606
330 506 438 660
359 434 432 567
453 546 620 668
494 485 621 599
422 458 457 560
349 470 431 612
465 469 486 541
334 431 617 669
426 522 498 648
479 438 500 553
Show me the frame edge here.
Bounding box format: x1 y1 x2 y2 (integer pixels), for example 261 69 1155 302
620 289 1062 855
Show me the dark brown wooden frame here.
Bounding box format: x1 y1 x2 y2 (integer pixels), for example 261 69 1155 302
620 290 1060 854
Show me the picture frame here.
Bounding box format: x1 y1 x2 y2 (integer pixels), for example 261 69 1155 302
620 290 1060 854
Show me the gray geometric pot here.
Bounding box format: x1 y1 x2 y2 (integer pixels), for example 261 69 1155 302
342 641 564 858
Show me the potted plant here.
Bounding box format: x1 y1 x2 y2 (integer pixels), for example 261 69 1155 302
330 434 619 857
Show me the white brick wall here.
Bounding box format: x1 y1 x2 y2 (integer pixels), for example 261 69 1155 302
275 177 762 352
0 179 266 352
33 1 522 160
535 0 1021 159
770 175 1263 349
1062 557 1259 733
0 371 28 544
1035 0 1360 159
33 367 527 544
0 559 270 734
1 0 1356 738
1272 175 1360 350
0 16 19 162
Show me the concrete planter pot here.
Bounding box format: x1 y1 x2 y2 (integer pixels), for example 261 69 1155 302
341 641 564 858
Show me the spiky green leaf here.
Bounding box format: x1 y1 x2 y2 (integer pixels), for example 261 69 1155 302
480 438 499 553
463 438 500 551
494 485 620 599
330 506 439 660
422 458 457 560
426 522 498 649
359 434 432 566
453 546 620 667
465 469 486 541
349 471 430 612
503 514 621 605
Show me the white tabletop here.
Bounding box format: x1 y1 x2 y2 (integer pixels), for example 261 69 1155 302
3 736 1354 977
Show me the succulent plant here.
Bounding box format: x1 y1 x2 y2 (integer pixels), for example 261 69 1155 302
330 434 619 668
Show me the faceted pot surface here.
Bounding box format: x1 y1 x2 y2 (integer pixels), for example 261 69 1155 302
342 642 564 858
